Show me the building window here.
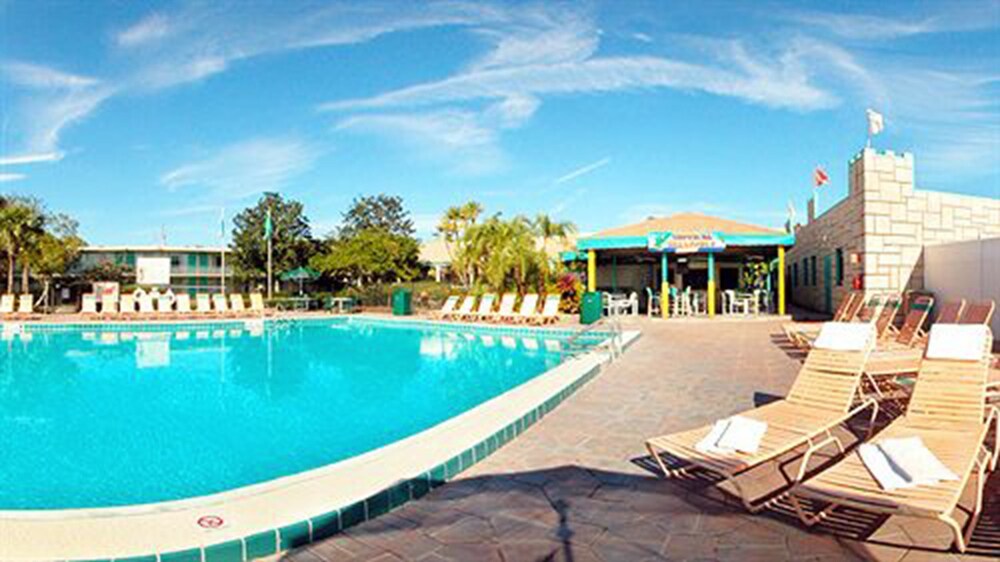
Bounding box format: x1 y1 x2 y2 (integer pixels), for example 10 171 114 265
199 254 209 268
835 248 844 286
170 255 181 267
187 254 198 269
801 258 808 285
810 256 817 286
792 264 798 288
213 256 223 268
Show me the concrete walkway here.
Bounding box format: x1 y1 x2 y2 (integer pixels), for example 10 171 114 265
283 318 999 562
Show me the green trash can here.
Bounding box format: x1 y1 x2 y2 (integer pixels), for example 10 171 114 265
392 288 412 316
580 291 603 325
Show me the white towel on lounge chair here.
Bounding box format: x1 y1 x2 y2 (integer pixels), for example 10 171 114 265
695 415 768 455
859 436 958 491
813 322 875 351
925 324 988 361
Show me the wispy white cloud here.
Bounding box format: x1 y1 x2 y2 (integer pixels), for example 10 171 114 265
554 157 611 185
338 109 505 175
784 6 997 41
0 151 65 166
0 173 26 183
1 62 113 177
115 12 174 47
160 137 319 202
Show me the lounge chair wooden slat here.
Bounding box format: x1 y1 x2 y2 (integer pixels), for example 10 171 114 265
646 323 880 512
790 327 996 553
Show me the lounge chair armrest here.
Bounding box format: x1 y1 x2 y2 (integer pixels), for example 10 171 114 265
795 434 843 483
983 405 999 471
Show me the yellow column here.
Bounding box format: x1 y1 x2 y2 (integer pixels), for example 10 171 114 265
661 253 669 318
707 252 716 317
778 246 786 316
587 250 596 292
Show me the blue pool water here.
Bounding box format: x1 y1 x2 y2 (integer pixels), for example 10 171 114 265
0 319 600 509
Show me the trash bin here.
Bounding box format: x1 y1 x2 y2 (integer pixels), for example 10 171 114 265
580 291 602 325
392 288 412 316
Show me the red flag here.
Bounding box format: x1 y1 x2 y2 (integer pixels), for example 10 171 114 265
813 166 829 187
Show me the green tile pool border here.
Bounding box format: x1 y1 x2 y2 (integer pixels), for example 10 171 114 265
21 318 633 562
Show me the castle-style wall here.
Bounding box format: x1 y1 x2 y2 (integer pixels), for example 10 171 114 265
788 147 1000 313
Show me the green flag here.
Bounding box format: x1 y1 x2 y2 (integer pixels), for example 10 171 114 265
264 208 273 239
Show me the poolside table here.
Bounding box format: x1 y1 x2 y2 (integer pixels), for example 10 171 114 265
329 297 354 314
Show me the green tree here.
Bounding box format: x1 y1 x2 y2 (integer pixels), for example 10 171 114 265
437 200 482 286
532 213 576 256
81 261 134 285
26 213 84 308
231 192 315 285
311 228 420 286
340 194 415 237
0 197 45 293
460 214 546 294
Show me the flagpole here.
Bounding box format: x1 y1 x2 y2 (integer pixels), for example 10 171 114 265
220 208 226 297
266 208 273 301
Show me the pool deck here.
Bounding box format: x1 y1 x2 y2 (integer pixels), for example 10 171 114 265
282 316 1000 562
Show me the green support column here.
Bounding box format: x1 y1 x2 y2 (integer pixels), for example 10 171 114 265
707 252 716 317
661 252 669 318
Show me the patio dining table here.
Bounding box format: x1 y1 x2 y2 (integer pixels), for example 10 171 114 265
272 296 313 311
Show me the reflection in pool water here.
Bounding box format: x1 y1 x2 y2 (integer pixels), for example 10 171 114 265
0 320 598 509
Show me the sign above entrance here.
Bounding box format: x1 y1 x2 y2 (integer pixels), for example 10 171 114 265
647 231 726 254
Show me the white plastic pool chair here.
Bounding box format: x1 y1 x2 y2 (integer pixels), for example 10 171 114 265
100 294 119 317
534 295 561 325
433 295 459 319
445 296 475 321
119 294 136 317
195 293 212 315
468 293 496 322
229 294 246 314
175 294 192 315
511 294 539 324
156 295 174 316
212 293 231 316
80 294 98 315
137 294 155 315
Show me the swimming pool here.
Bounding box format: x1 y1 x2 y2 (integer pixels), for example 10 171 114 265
0 318 605 510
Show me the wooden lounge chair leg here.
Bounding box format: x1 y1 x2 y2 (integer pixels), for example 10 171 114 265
644 443 690 479
789 493 838 527
939 514 968 554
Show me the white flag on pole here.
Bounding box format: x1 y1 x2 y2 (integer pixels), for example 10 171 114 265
866 109 884 136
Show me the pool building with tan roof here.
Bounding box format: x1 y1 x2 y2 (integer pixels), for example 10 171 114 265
569 212 794 317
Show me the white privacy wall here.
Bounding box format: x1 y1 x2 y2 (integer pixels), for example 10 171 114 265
923 237 1000 337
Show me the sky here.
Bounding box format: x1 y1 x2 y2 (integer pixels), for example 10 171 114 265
1 0 998 245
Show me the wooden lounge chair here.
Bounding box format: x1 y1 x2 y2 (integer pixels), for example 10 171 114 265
936 300 966 324
789 324 997 553
432 295 460 319
195 293 213 315
120 294 137 318
865 296 936 378
229 294 246 315
960 301 995 326
510 294 540 324
645 322 881 512
533 294 561 325
794 296 888 350
444 296 475 321
80 294 98 316
783 292 864 348
467 293 496 322
873 294 903 339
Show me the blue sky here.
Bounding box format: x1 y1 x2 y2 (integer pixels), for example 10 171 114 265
1 0 998 245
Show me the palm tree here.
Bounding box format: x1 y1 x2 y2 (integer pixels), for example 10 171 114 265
0 198 45 294
437 201 483 287
532 213 577 256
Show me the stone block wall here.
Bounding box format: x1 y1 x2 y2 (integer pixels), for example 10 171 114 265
788 147 1000 313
